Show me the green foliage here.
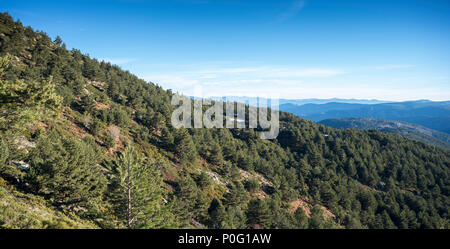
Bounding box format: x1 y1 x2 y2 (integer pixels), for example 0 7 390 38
0 137 8 173
245 178 260 193
222 206 247 229
207 198 226 228
79 94 95 114
0 54 62 132
56 85 75 106
176 172 199 218
0 181 97 229
246 198 272 228
111 106 131 128
294 208 309 229
196 172 212 189
174 128 197 164
103 134 115 148
308 205 327 229
109 146 176 228
89 118 103 137
224 181 249 208
27 129 106 211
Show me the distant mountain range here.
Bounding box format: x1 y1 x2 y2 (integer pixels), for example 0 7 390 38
194 97 450 135
319 117 450 149
203 96 389 106
279 100 450 134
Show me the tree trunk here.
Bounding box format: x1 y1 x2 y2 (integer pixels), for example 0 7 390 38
126 161 132 228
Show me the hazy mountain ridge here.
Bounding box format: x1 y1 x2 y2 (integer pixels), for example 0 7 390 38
280 101 450 133
205 96 389 106
319 117 450 149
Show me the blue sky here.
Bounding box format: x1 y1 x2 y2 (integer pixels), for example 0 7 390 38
2 0 450 100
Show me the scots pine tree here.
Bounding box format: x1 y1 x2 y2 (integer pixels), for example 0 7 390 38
28 130 106 211
0 54 62 133
110 147 175 228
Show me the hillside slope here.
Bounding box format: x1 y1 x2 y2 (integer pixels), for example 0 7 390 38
319 118 450 149
0 12 449 229
0 178 97 229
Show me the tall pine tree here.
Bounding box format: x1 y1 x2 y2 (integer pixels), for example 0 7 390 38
110 147 176 228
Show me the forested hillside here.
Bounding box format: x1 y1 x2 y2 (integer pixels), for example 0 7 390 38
0 13 449 229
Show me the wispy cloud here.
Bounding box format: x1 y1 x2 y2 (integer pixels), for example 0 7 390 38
276 0 306 23
192 66 343 78
100 58 137 65
140 64 344 97
368 64 415 70
262 68 343 78
136 62 450 101
143 74 199 87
